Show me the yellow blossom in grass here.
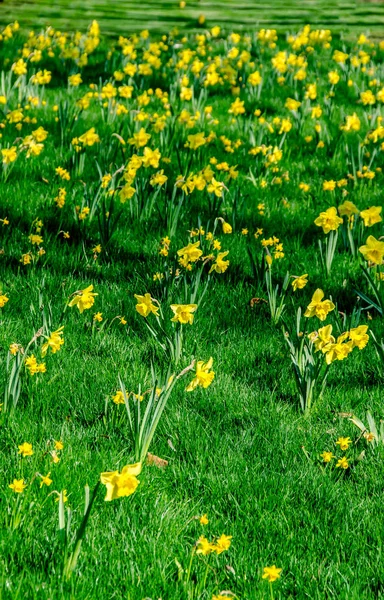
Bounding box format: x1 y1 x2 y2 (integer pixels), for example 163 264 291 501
291 274 308 291
186 357 214 392
229 97 245 116
336 456 349 469
285 98 301 111
100 463 141 501
196 535 214 555
262 565 282 583
150 170 168 186
112 390 125 405
55 166 70 180
349 325 369 349
93 312 103 322
248 70 262 86
186 132 206 150
41 326 64 357
29 234 43 245
170 304 198 324
213 534 232 554
309 324 335 352
314 207 343 233
40 472 52 487
338 200 359 217
128 127 151 148
18 442 33 457
101 174 112 188
360 206 382 227
177 241 203 264
321 451 334 463
55 490 68 502
9 479 26 493
209 251 230 274
68 73 82 86
324 334 353 364
9 343 20 355
305 289 335 321
207 177 224 197
336 437 352 451
68 285 98 313
1 147 17 164
54 440 64 451
222 221 232 234
142 146 161 168
199 513 209 525
51 451 60 464
341 113 361 132
12 58 27 75
79 127 100 146
359 235 384 265
0 293 9 307
25 355 46 375
134 293 159 317
322 180 336 192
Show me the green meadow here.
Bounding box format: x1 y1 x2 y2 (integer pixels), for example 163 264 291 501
0 17 384 600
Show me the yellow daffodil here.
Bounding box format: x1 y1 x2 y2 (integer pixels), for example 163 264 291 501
9 479 26 493
304 289 335 321
360 206 382 227
314 206 343 233
209 251 230 274
100 463 141 501
262 565 282 582
186 358 215 392
170 304 197 324
134 293 159 317
291 274 308 291
68 285 98 313
18 442 33 457
41 326 64 357
359 235 384 264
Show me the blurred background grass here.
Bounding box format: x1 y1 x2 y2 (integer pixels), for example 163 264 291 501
0 0 383 35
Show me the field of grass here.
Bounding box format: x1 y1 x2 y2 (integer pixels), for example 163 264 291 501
1 19 384 600
2 0 384 34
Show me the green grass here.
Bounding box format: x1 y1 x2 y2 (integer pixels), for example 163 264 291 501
1 0 384 34
0 19 384 600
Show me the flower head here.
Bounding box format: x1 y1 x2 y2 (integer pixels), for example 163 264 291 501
320 451 334 463
100 463 141 501
41 326 64 357
170 304 197 324
209 251 230 274
134 293 159 317
336 456 349 469
262 565 282 583
18 442 33 457
291 274 308 291
360 206 382 227
213 534 232 554
359 235 384 265
304 289 335 321
68 285 97 313
186 358 215 392
336 437 352 451
9 479 26 493
314 207 343 234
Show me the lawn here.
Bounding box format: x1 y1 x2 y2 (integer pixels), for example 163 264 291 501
0 19 384 600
